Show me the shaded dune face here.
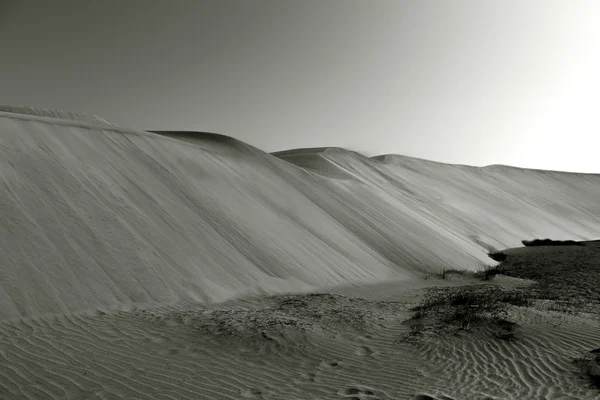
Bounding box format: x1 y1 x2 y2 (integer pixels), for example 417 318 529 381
1 108 600 320
147 130 250 158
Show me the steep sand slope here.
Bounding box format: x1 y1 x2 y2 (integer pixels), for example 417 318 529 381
375 154 600 250
0 112 399 319
1 108 600 321
278 148 600 252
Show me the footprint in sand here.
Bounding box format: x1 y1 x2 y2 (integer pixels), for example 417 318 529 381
321 360 341 368
240 387 264 398
413 394 456 400
157 347 180 356
293 371 317 384
354 346 375 357
340 386 380 399
144 334 168 344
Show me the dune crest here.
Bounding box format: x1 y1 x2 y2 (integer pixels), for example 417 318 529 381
0 105 120 127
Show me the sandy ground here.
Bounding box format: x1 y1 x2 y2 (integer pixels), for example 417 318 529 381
0 276 598 399
0 108 599 399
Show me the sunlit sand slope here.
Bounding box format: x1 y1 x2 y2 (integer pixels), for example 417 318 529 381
1 108 599 320
278 148 600 252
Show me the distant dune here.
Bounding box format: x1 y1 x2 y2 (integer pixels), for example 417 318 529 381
147 130 249 157
0 107 599 321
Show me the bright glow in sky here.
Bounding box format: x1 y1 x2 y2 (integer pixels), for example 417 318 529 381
1 0 599 172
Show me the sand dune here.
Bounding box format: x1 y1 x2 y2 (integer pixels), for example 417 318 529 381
2 108 599 319
1 107 600 399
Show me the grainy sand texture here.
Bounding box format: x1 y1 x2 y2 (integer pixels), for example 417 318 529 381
0 107 599 399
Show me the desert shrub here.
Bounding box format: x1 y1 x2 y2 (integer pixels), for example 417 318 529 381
425 267 503 281
438 268 471 279
488 251 508 262
574 348 600 389
492 318 518 340
474 265 505 281
522 239 585 247
406 286 529 340
422 268 470 280
429 269 452 280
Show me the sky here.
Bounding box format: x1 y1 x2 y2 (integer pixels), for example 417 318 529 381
1 0 600 173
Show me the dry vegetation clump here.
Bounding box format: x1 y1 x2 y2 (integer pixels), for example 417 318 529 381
522 238 586 247
194 293 385 338
488 251 508 262
404 285 530 342
424 265 505 282
137 293 408 344
422 268 467 280
574 348 600 389
473 265 505 281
